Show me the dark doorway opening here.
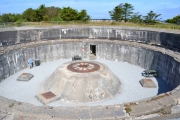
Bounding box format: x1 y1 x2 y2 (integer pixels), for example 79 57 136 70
90 45 96 56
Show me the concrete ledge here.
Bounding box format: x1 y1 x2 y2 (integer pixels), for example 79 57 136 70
170 89 180 103
129 101 161 116
128 95 176 117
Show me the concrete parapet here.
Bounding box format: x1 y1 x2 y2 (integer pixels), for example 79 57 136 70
0 26 180 50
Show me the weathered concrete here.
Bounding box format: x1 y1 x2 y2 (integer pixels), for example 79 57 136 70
0 26 180 119
38 61 121 104
128 101 162 116
17 73 34 81
0 26 180 50
1 39 180 88
139 79 157 88
128 94 176 116
147 113 180 120
0 95 129 119
172 105 180 114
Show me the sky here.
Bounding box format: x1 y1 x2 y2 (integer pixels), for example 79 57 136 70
0 0 180 20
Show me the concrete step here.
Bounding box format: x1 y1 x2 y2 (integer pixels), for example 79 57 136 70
89 54 96 60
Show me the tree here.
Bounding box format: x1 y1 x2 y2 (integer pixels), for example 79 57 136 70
61 7 79 21
109 6 123 21
13 14 23 21
0 13 20 22
0 15 2 22
109 3 134 22
0 13 24 22
143 11 161 24
1 14 12 22
129 12 143 23
78 9 90 21
45 6 60 21
1 4 91 22
165 15 180 24
36 4 46 21
22 8 37 21
51 9 63 21
120 3 134 22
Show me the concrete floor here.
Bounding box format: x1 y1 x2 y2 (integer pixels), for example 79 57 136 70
0 59 172 106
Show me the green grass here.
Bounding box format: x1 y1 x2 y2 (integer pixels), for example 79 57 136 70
1 21 180 30
9 103 14 107
125 107 132 113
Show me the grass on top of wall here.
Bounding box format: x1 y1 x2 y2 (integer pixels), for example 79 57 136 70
0 21 180 31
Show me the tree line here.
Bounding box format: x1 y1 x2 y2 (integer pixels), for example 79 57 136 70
0 3 179 24
109 3 180 24
166 15 180 24
0 4 90 22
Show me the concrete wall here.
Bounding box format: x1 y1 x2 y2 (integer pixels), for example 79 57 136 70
0 30 17 45
160 32 180 49
0 27 180 50
0 41 88 81
1 40 180 89
96 43 180 88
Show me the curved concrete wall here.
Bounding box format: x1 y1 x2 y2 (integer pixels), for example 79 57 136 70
0 27 180 50
1 40 180 89
1 27 180 119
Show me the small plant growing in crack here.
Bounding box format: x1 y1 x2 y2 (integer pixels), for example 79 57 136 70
9 103 14 107
125 107 132 113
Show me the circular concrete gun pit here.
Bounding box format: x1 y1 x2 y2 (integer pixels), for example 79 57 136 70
0 26 179 119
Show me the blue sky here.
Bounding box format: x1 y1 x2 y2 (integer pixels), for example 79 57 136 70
0 0 180 20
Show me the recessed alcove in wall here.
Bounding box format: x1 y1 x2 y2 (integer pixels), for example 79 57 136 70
90 44 96 56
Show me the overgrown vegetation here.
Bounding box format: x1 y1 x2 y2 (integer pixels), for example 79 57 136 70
125 107 132 113
109 3 162 24
109 3 134 22
0 3 179 29
166 15 180 24
124 102 137 113
143 11 161 24
0 4 90 23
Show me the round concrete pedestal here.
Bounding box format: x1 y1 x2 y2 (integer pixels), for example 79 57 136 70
37 61 121 104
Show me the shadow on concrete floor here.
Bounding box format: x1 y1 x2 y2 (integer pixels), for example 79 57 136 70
155 77 173 95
